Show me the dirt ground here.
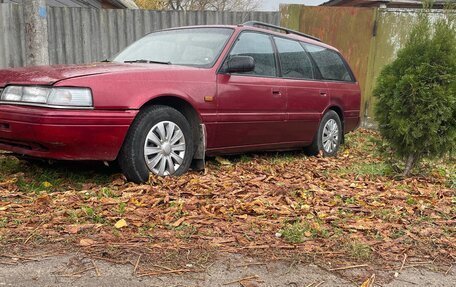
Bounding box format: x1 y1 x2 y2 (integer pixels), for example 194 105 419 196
0 252 454 287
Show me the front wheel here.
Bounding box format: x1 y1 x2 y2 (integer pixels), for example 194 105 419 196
118 105 194 183
305 110 342 157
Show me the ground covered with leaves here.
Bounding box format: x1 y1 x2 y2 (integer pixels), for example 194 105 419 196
0 129 454 279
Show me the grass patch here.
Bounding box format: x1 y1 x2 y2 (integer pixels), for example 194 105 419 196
337 162 394 177
447 168 456 189
343 130 380 154
268 151 304 164
0 218 7 228
390 229 406 239
0 156 21 180
81 206 105 224
346 241 372 261
98 187 119 198
118 202 126 215
372 209 401 222
166 223 198 240
0 155 112 193
280 220 327 243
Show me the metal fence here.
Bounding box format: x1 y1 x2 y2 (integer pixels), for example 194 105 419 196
0 4 279 68
0 4 25 68
280 5 453 127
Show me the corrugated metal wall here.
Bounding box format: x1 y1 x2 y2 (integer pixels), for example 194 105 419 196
0 4 279 68
0 4 26 68
281 5 452 126
281 5 376 125
47 8 279 65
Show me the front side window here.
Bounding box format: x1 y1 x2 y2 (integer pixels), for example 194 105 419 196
112 28 233 68
228 32 276 77
274 37 314 79
303 43 353 82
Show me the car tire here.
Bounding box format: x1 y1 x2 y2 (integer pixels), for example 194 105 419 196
305 110 342 157
118 105 194 183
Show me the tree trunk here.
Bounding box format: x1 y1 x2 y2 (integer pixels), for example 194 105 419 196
403 154 417 177
24 0 49 66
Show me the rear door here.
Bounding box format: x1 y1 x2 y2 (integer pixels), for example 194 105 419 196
214 31 287 149
273 36 328 143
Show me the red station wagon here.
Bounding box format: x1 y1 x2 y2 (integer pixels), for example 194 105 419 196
0 22 361 183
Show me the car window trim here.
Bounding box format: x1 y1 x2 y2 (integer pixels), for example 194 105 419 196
301 42 357 83
273 35 316 81
111 27 235 69
270 35 282 78
300 42 324 80
338 51 357 82
216 30 279 78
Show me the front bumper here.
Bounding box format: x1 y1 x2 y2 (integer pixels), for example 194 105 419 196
0 105 138 161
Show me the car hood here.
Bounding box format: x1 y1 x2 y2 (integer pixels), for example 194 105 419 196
0 62 197 87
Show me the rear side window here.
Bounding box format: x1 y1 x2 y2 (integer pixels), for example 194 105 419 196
228 32 276 77
303 43 353 82
274 37 314 80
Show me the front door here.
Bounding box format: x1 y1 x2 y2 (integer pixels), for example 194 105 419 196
213 31 287 150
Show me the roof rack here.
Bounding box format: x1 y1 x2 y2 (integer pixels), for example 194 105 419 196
242 21 321 42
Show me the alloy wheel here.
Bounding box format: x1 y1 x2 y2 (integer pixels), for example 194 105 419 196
143 121 186 176
322 119 339 153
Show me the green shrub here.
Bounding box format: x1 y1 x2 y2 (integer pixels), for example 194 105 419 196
374 11 456 176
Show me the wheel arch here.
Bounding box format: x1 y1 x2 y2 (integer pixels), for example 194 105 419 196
138 95 206 170
325 105 344 126
140 95 202 126
324 105 345 143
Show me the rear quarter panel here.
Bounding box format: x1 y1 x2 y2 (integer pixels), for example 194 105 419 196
325 81 361 133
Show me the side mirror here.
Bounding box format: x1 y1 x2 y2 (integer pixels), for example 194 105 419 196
224 56 255 74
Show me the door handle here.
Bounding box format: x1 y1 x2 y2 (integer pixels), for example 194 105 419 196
272 90 282 96
320 91 328 97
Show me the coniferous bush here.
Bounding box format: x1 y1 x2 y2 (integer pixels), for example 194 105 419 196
373 12 456 176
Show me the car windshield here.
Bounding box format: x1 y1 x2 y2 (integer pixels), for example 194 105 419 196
112 27 234 68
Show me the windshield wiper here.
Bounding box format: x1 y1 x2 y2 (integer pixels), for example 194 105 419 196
124 60 171 65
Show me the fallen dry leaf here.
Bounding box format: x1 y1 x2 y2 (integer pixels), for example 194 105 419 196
360 274 375 287
0 129 454 270
65 224 100 234
114 219 128 229
79 238 96 246
42 181 53 188
215 156 231 165
0 205 9 211
172 217 187 227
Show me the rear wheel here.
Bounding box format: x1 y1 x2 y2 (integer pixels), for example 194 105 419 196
305 110 342 157
118 105 194 183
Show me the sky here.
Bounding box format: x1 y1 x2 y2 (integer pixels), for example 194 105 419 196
258 0 327 11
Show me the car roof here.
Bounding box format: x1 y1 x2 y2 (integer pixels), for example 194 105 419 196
158 24 339 52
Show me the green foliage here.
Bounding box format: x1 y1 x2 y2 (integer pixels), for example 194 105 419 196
374 12 456 175
280 220 327 243
337 162 394 177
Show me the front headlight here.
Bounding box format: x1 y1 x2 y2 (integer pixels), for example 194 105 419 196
0 86 93 108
